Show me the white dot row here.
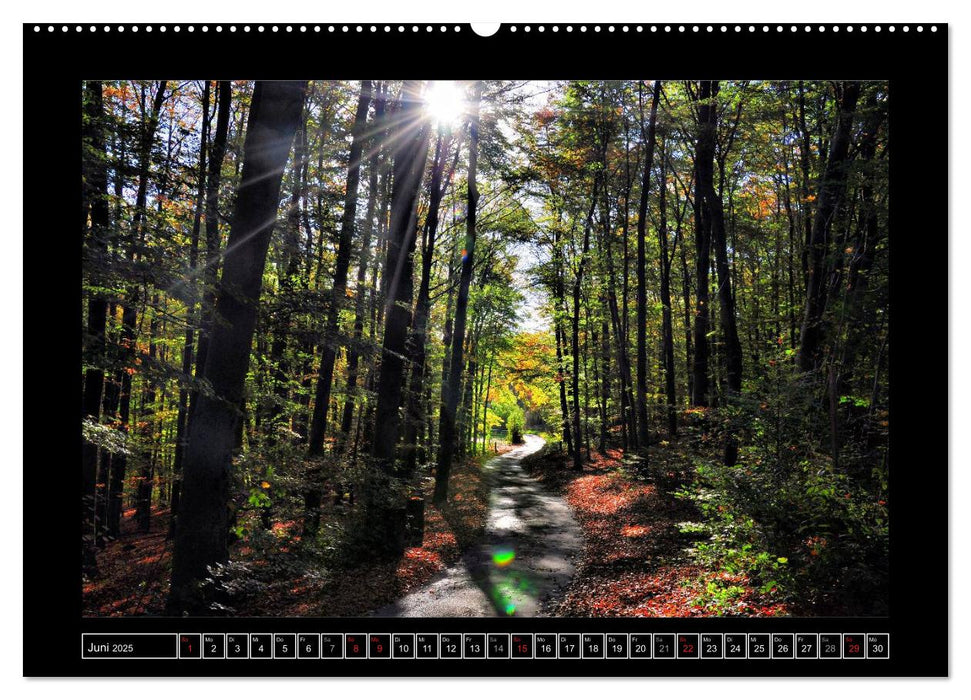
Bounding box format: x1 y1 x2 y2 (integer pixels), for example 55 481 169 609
31 24 940 34
34 25 464 33
509 24 938 33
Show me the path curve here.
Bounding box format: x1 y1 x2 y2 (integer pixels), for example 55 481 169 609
372 434 581 617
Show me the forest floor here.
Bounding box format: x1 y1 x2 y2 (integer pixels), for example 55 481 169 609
83 429 788 618
82 505 174 616
374 434 581 617
522 434 789 617
82 444 516 617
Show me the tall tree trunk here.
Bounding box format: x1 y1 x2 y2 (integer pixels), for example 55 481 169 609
341 82 387 443
355 85 393 456
97 311 120 546
691 81 713 408
137 120 175 525
108 81 168 538
135 295 161 531
402 129 450 474
581 296 593 456
434 81 483 504
369 80 430 470
167 80 306 615
555 318 574 455
833 90 885 475
461 347 477 457
798 81 861 372
259 118 309 531
304 81 372 533
680 227 694 405
604 220 638 452
599 139 637 453
436 255 457 456
171 81 211 536
657 137 678 436
97 122 129 544
481 353 494 452
96 114 127 541
696 81 744 464
797 81 814 288
176 80 230 536
598 315 609 453
373 109 397 337
552 226 574 455
571 186 598 471
191 81 232 408
635 80 661 448
839 90 885 380
307 81 372 455
366 81 431 554
620 118 634 449
779 109 800 346
470 352 482 455
81 81 110 574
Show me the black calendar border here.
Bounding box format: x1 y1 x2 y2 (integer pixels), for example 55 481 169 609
22 22 948 678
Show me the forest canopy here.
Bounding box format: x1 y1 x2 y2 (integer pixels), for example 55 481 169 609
80 79 889 617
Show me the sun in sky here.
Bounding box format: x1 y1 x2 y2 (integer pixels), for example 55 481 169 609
423 80 467 125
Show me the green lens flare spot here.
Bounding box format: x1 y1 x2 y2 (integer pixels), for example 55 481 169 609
493 549 515 567
504 601 516 615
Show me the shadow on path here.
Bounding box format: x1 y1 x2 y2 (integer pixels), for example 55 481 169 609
372 435 581 617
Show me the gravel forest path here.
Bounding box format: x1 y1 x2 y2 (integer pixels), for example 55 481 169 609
374 435 582 617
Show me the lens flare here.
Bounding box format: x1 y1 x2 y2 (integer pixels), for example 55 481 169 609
491 581 517 616
423 81 466 125
492 549 515 567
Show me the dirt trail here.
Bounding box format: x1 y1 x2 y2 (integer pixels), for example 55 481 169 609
373 434 581 617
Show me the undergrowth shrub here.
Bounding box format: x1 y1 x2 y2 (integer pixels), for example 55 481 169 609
676 353 889 615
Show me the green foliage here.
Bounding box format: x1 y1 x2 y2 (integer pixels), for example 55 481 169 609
695 579 749 615
506 407 525 444
676 353 889 614
677 466 794 599
82 417 130 456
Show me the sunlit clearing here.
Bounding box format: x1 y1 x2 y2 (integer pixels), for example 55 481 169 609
424 81 466 125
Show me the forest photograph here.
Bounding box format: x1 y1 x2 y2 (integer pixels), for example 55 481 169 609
79 78 890 619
